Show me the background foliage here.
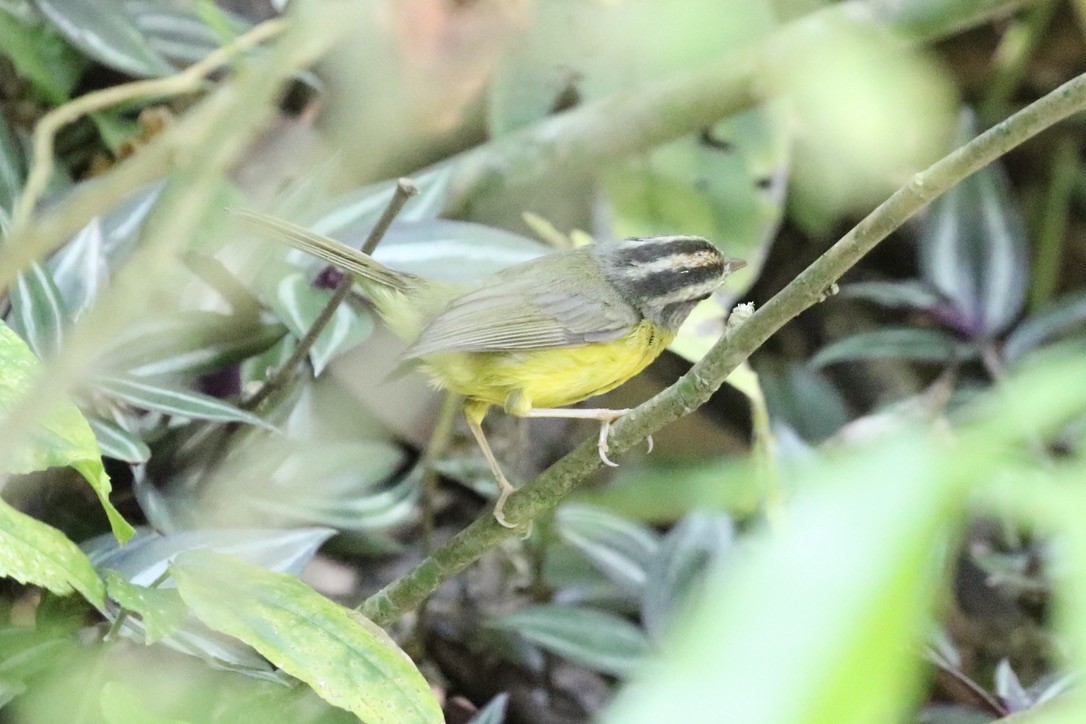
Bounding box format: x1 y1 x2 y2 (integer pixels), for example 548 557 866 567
0 0 1085 722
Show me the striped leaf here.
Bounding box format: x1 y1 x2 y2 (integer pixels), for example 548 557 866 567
919 112 1028 337
0 112 24 214
96 375 272 429
34 0 173 78
8 261 67 359
88 417 150 464
489 605 651 678
811 327 977 368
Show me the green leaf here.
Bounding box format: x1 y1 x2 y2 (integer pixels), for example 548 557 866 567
171 550 442 723
103 570 186 644
96 374 272 428
490 605 650 678
8 261 67 359
271 273 374 376
556 504 660 595
919 112 1029 337
33 0 173 77
605 433 959 723
0 4 86 102
0 498 105 608
90 110 142 154
88 416 150 464
641 513 734 639
101 312 287 377
71 459 135 543
842 280 944 310
0 320 133 541
99 680 188 724
811 327 976 368
1004 292 1086 363
0 679 27 709
0 624 78 680
757 359 852 444
0 112 24 214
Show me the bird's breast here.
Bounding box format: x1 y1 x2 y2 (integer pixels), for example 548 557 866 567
417 320 675 410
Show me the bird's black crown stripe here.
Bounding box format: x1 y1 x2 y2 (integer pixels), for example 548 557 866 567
617 238 720 265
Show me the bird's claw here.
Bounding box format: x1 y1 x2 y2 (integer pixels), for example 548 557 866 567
645 435 654 454
492 479 517 529
598 419 620 467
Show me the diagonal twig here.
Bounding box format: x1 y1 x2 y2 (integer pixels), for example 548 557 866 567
242 178 417 411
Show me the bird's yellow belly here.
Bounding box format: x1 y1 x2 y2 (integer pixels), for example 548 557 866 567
419 320 674 410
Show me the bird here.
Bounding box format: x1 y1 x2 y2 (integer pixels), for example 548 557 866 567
233 209 746 527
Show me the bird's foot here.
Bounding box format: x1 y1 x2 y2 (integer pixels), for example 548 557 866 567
596 408 631 467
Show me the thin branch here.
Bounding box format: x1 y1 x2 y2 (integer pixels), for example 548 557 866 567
242 178 417 411
359 69 1086 628
11 18 287 228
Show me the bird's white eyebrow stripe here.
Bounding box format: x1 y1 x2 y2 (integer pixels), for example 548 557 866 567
625 250 722 278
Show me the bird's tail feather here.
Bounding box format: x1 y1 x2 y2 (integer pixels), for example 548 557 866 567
231 208 413 293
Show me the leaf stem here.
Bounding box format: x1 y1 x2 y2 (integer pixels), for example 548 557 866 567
359 69 1086 628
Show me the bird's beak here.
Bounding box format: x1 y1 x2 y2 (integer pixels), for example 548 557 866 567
728 258 748 272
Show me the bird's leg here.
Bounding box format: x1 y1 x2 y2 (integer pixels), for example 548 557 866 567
464 401 519 529
519 408 638 467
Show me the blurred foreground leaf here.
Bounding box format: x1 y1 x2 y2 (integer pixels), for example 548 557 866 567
605 350 1086 723
96 374 271 428
172 550 442 723
99 680 188 724
641 513 734 640
0 320 133 541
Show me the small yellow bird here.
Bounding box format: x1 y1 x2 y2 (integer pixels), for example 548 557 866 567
234 210 745 526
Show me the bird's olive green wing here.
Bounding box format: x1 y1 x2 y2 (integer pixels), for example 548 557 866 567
401 252 640 358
